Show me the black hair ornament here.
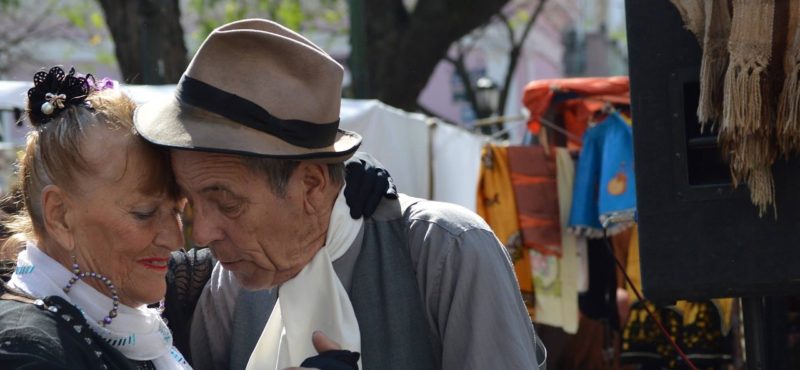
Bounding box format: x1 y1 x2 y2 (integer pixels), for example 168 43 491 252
26 66 94 126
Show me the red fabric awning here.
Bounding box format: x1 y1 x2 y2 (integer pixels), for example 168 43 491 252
522 76 630 135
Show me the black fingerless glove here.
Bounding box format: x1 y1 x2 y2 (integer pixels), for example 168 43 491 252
300 350 360 370
344 152 398 219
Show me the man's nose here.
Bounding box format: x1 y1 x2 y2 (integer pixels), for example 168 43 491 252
190 206 225 247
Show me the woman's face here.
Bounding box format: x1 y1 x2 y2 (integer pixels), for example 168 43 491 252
64 125 185 307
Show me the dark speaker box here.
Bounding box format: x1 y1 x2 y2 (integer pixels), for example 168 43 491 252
626 0 800 301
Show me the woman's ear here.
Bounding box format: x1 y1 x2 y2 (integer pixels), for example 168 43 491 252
41 184 75 252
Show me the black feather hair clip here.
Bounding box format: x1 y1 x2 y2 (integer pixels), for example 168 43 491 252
26 66 94 127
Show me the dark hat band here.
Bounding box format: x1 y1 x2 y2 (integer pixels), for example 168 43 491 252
177 76 340 149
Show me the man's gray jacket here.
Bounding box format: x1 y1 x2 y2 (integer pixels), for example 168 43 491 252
190 194 540 370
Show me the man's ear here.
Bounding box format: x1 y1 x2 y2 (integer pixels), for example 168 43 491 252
297 162 329 214
41 184 75 252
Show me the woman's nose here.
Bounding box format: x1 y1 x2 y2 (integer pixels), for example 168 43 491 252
156 211 185 250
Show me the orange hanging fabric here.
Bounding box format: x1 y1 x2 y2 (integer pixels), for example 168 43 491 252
506 146 562 256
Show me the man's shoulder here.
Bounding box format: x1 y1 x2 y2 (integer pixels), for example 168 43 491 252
399 194 492 237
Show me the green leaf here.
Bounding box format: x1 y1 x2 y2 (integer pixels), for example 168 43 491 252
322 9 341 24
256 0 272 12
96 51 117 67
511 9 529 28
276 0 304 30
223 1 243 22
0 0 20 11
62 8 86 28
89 11 105 29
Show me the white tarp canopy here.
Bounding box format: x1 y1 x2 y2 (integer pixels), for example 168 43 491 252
0 81 484 211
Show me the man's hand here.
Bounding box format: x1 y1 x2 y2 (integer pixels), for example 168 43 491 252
311 331 341 353
283 331 338 369
284 331 360 370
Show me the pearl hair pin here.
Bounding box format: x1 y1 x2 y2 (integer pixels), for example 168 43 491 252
41 92 67 115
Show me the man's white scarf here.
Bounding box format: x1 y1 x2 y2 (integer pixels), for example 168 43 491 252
247 188 363 370
8 241 191 370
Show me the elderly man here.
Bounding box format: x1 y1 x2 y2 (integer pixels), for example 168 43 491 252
134 19 540 370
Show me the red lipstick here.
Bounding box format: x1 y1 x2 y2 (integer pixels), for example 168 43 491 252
138 257 169 271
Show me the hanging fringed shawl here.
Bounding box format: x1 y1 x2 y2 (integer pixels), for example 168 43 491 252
721 0 777 218
669 0 705 43
671 0 731 129
777 1 800 156
698 0 731 128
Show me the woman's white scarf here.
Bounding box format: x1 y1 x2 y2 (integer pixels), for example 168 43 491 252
247 188 363 370
8 241 191 369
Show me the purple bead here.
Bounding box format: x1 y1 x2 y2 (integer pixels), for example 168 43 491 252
103 317 112 325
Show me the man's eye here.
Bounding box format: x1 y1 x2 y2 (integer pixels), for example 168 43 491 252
132 210 156 220
219 203 241 214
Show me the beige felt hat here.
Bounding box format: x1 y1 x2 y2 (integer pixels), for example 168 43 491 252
133 19 361 162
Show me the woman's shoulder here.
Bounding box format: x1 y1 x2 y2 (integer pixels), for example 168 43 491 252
0 294 75 368
0 290 61 339
0 291 127 369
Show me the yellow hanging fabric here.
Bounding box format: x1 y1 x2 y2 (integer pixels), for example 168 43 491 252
476 144 535 317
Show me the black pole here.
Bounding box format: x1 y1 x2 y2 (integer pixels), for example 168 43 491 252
347 0 370 98
742 296 768 370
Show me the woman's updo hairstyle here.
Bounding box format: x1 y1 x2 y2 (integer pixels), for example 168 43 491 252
9 66 137 242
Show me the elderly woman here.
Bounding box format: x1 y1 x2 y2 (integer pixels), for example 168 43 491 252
0 67 390 369
0 66 190 369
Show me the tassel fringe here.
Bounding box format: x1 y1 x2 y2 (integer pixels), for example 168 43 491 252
777 67 800 155
697 0 731 129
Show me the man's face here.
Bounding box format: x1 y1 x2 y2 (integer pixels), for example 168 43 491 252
171 150 319 289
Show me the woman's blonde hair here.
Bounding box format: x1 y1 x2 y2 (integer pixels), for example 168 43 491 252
2 82 176 259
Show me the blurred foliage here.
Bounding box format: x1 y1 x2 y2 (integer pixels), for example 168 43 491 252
188 0 347 46
96 50 117 67
0 0 106 77
0 0 19 10
60 1 96 29
510 9 530 27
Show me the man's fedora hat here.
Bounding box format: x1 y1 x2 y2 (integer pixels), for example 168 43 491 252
134 19 361 162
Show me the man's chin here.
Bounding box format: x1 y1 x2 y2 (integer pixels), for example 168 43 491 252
234 272 278 291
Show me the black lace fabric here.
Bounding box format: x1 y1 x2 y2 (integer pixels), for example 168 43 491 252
164 247 216 364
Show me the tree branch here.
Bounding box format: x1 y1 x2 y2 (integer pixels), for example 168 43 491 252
497 0 548 117
517 0 547 50
447 51 482 119
363 0 509 110
415 102 449 120
496 11 515 45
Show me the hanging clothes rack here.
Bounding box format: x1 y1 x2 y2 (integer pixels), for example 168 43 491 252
473 114 584 144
